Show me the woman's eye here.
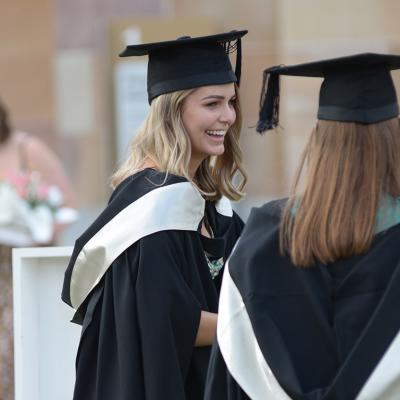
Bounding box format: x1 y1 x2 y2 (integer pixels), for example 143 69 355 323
229 98 237 106
206 102 218 108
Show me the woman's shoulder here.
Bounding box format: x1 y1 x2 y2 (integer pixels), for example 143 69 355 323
227 200 287 282
16 131 50 155
12 130 29 143
206 196 234 218
15 131 66 172
111 168 189 202
232 198 287 252
106 169 204 228
248 198 287 223
230 198 287 253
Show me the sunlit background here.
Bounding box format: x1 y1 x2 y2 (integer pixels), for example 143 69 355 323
2 0 400 244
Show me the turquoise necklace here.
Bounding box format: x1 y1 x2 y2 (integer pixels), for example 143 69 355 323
203 216 224 279
206 254 224 279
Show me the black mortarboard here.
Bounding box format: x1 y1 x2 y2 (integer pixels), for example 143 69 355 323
256 53 400 133
119 30 248 104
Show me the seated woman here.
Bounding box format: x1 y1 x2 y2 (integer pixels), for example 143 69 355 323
62 30 248 400
205 53 400 400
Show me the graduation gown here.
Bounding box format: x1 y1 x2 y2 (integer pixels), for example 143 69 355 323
61 169 244 400
205 199 400 400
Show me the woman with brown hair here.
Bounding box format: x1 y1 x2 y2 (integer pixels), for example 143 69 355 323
62 31 247 400
205 53 400 400
0 98 76 400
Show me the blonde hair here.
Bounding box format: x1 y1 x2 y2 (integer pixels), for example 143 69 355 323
280 118 400 267
111 87 246 201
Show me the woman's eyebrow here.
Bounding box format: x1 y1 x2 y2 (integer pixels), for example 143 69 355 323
201 95 225 100
201 94 236 100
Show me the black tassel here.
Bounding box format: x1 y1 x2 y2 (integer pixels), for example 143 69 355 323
256 69 281 134
235 38 242 86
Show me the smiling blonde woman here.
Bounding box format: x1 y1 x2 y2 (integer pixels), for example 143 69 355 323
111 83 245 201
62 30 248 400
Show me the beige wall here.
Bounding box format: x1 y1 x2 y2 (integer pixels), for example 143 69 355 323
0 0 54 138
2 0 400 221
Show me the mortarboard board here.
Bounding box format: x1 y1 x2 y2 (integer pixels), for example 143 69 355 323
256 53 400 133
119 30 248 104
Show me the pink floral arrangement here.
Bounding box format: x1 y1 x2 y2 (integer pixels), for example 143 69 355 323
0 170 76 245
2 170 63 212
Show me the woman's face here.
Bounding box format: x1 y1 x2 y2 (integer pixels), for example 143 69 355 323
181 83 236 169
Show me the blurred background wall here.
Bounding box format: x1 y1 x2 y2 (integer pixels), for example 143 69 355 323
1 0 400 243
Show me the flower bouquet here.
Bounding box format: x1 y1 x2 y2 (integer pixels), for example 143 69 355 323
0 171 77 246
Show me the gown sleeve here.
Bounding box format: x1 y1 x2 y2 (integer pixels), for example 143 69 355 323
73 229 203 400
135 230 203 398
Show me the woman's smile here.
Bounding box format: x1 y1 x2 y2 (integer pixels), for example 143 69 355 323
205 129 227 140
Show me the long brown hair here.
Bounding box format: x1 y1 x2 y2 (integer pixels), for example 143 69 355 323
280 118 400 267
111 86 247 201
0 99 11 144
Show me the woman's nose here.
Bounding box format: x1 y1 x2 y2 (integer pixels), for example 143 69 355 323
219 103 236 125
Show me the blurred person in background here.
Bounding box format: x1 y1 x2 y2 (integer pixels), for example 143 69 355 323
0 98 77 400
62 30 247 400
205 54 400 400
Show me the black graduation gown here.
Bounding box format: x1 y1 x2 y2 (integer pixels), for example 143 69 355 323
205 199 400 400
61 169 244 400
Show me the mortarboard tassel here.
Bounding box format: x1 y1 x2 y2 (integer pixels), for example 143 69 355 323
256 69 280 134
235 38 242 86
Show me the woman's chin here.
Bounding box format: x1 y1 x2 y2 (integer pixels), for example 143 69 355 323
206 144 225 157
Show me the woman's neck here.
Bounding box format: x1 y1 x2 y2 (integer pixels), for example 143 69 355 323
140 158 204 180
188 157 203 180
138 160 158 172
